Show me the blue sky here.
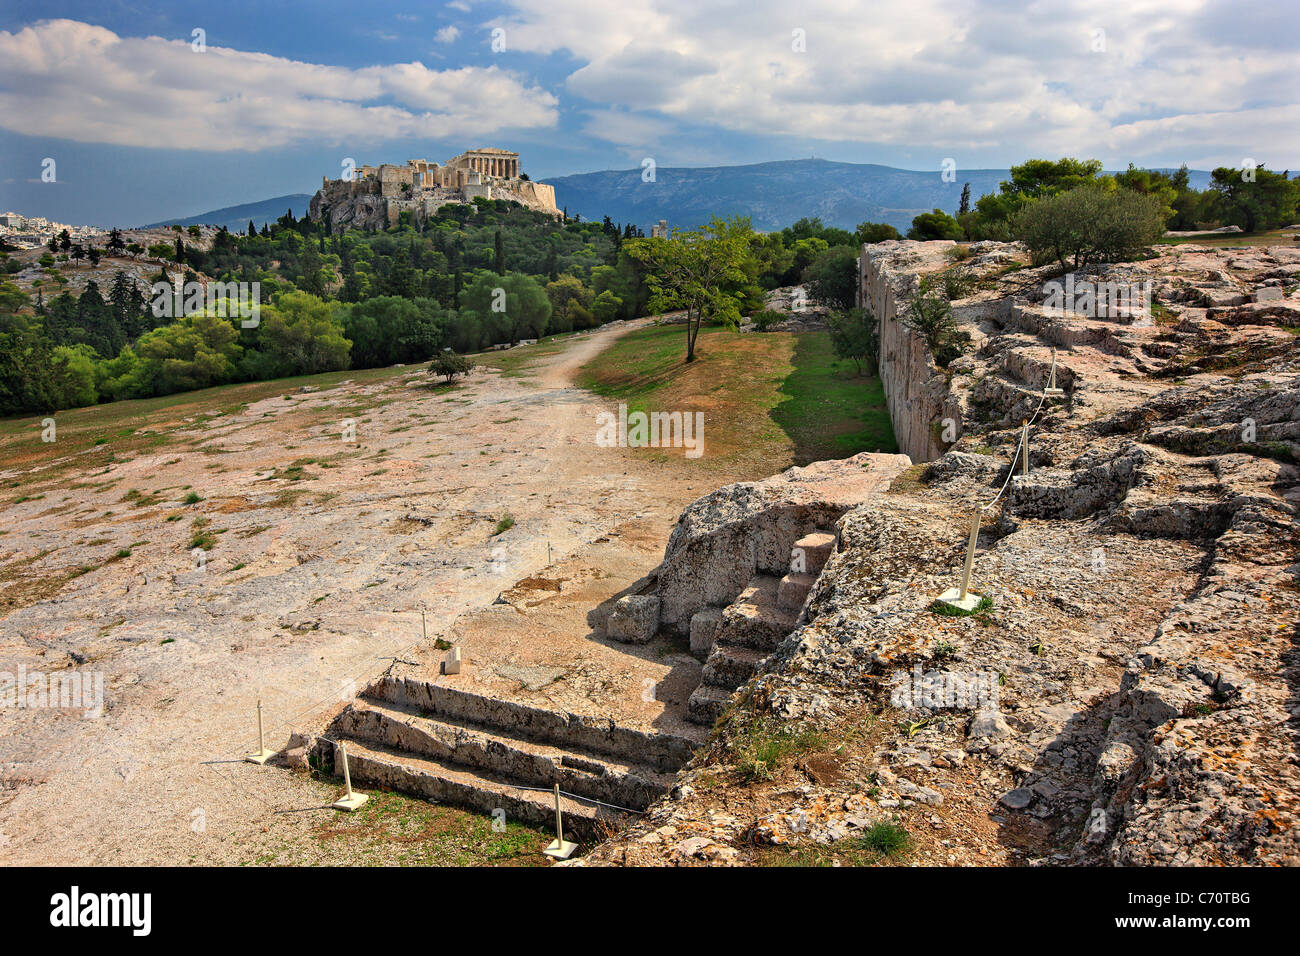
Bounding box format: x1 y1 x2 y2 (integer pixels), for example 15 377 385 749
1 0 1296 227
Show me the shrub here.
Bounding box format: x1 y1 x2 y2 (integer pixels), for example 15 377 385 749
1013 185 1164 268
940 265 975 300
827 307 879 375
428 350 472 382
855 221 902 245
901 275 969 367
802 245 859 310
751 309 784 331
907 209 965 241
859 819 911 858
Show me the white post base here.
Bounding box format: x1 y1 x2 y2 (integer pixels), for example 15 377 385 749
936 588 983 612
332 792 369 812
544 839 578 860
245 749 276 765
1043 387 1064 397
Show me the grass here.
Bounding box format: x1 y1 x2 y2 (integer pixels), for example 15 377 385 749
929 594 994 618
576 323 896 474
761 818 913 866
493 514 515 535
729 716 825 783
1158 227 1299 248
471 331 575 377
858 819 912 857
241 783 554 867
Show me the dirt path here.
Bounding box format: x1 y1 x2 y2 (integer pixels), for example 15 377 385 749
0 320 735 865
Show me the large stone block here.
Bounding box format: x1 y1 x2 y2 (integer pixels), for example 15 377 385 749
606 595 661 644
654 453 910 634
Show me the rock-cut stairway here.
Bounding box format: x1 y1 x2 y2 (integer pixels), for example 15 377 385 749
315 676 698 839
686 531 836 724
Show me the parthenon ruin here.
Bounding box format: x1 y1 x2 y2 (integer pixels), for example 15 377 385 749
447 148 520 180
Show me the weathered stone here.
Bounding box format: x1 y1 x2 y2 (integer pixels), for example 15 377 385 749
654 453 910 634
1000 788 1034 809
689 607 723 658
776 572 816 610
605 594 660 644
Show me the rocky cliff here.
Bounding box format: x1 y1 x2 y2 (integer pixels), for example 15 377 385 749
581 240 1300 866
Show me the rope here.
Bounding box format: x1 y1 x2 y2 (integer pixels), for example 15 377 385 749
979 364 1054 513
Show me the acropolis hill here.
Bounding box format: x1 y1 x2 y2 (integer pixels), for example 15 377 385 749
308 147 559 231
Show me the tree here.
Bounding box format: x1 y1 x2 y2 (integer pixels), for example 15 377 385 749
1013 185 1164 268
429 351 472 383
248 219 257 237
458 271 551 345
907 209 964 241
1002 158 1104 198
130 312 243 396
827 307 878 375
856 222 901 245
335 296 447 368
545 274 593 331
803 245 858 310
107 228 126 252
958 183 972 216
1207 166 1300 233
960 157 1104 240
245 291 351 378
108 271 148 339
493 230 505 275
624 216 753 362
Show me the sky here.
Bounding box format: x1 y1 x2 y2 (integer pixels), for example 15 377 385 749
0 0 1296 227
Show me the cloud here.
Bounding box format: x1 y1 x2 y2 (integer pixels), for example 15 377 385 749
435 25 461 44
579 108 677 152
491 0 1300 166
0 19 558 151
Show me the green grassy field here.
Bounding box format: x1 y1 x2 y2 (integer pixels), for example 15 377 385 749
1158 228 1299 248
577 323 896 472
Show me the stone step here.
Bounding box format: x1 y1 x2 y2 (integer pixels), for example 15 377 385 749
971 373 1047 426
790 531 836 575
715 576 798 651
336 698 675 811
364 676 696 772
689 606 724 659
686 683 734 726
327 737 625 841
700 642 767 690
777 571 816 611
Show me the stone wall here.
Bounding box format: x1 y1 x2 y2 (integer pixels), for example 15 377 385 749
859 241 964 462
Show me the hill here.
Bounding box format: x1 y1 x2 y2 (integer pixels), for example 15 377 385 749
547 159 1213 233
148 161 1215 236
141 193 313 232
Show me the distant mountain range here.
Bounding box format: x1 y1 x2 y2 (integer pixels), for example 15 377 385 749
548 160 1214 232
147 160 1214 235
141 194 313 232
548 160 1004 232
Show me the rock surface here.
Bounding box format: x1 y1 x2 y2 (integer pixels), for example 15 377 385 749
582 240 1300 867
